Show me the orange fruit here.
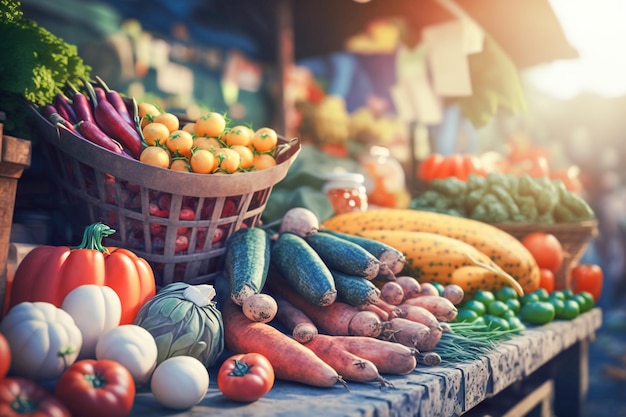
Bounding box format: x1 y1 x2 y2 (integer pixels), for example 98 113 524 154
142 122 171 146
251 127 278 153
140 146 170 169
193 136 222 153
138 102 161 128
190 149 216 174
214 148 241 174
195 112 227 137
153 112 180 133
170 158 190 172
223 125 252 147
167 130 194 157
231 145 254 170
252 153 276 171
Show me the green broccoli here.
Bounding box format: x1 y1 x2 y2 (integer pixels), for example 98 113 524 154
489 184 520 219
517 174 543 198
466 173 488 192
469 193 510 223
465 188 487 213
512 194 538 222
531 176 559 215
555 180 595 221
429 177 467 198
409 190 443 211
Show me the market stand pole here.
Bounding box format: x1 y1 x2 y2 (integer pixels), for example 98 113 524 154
275 0 293 138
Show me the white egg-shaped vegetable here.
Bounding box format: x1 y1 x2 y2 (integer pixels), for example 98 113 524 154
0 301 82 380
96 324 158 386
151 356 209 410
279 207 320 237
62 284 122 359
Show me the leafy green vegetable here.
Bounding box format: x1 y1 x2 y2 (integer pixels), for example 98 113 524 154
0 0 91 139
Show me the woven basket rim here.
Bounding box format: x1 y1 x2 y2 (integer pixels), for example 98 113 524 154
492 219 598 232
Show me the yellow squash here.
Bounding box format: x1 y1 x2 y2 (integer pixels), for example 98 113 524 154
321 209 539 294
357 229 524 296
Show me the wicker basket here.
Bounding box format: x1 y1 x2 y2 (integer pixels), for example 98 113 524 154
492 220 598 290
32 107 301 287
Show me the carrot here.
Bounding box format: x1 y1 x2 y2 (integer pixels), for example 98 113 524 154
221 295 344 388
347 310 382 338
331 335 417 375
395 276 421 300
396 304 442 332
372 297 403 319
403 295 458 322
274 295 319 343
359 304 389 322
380 281 405 305
266 273 373 337
381 318 439 352
303 334 390 386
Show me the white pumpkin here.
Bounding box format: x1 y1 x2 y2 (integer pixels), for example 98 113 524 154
0 301 82 380
62 284 122 359
151 356 209 410
96 324 158 385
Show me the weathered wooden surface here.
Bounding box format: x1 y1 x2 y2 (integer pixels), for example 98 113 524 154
131 308 601 417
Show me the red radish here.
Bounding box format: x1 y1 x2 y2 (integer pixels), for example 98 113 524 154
419 282 440 297
442 284 465 305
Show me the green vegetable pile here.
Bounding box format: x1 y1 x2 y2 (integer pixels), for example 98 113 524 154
0 0 91 139
409 173 595 224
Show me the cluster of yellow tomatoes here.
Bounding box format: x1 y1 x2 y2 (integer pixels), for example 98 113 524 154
137 102 279 174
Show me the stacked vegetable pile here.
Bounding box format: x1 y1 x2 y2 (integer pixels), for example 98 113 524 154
409 173 595 224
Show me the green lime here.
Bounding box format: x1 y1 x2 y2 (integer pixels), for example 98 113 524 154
505 298 521 314
430 282 445 296
454 308 479 323
507 316 526 332
483 314 511 331
473 290 496 307
561 289 574 298
548 298 565 317
533 288 550 301
473 316 486 327
495 287 519 302
520 301 556 325
519 293 540 306
487 300 510 317
577 292 595 313
549 291 566 301
557 299 580 320
462 299 487 316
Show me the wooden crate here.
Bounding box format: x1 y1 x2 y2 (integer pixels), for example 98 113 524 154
0 112 32 315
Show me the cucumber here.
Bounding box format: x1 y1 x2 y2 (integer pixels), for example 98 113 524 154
270 232 337 307
305 232 382 280
319 229 406 278
331 270 381 307
224 227 271 305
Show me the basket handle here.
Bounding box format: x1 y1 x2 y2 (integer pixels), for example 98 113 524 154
274 136 300 160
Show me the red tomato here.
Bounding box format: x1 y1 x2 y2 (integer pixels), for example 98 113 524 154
0 333 10 380
521 232 564 274
55 359 135 417
538 268 555 293
217 353 275 402
0 377 71 417
434 154 465 180
417 153 444 182
571 263 604 302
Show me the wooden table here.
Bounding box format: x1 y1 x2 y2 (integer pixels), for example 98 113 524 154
131 308 602 417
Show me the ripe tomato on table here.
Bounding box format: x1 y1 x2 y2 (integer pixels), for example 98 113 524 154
55 359 135 417
571 263 604 302
0 377 71 417
521 232 564 274
217 353 275 402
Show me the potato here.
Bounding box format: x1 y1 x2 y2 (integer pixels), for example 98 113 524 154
242 293 278 323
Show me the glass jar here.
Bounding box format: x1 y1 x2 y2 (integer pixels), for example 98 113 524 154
323 173 368 214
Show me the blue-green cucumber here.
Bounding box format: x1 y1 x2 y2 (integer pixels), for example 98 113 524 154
331 270 381 307
270 232 337 307
319 229 406 279
305 231 382 280
224 227 271 306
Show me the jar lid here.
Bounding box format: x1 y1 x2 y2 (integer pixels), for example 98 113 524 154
324 172 365 184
